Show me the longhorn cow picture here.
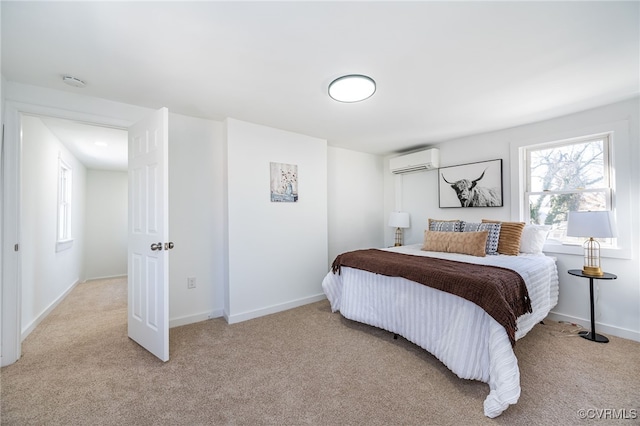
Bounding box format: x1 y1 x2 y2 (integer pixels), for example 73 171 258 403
438 159 503 208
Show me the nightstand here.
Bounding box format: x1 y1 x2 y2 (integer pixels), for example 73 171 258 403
568 269 617 343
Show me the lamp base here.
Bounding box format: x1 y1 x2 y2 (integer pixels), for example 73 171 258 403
394 227 403 247
582 266 604 276
578 330 609 343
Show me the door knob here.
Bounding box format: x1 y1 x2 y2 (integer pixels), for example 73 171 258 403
150 242 162 251
164 242 174 250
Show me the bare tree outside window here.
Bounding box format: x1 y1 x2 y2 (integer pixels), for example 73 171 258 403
525 136 613 245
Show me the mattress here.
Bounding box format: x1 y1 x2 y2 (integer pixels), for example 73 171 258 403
322 244 559 418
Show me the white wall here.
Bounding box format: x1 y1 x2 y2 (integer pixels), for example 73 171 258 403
1 73 7 364
168 113 225 326
384 97 640 341
225 118 328 323
21 115 87 337
85 170 128 280
328 146 384 262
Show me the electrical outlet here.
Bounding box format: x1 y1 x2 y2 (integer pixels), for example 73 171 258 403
187 277 196 289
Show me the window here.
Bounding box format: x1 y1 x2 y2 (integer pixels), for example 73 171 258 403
524 134 614 246
56 158 73 251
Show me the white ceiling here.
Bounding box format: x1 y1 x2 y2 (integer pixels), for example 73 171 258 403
2 1 639 169
38 116 128 172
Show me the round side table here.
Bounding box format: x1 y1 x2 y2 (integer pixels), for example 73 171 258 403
568 269 617 343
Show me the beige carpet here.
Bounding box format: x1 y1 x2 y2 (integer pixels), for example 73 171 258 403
1 277 639 425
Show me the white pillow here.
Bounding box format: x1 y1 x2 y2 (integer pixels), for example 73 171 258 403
519 224 551 254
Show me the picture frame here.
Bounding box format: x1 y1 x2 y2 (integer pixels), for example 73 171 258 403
270 162 298 202
438 159 503 208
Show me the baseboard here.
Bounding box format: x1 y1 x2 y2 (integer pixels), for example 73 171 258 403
169 308 224 328
225 293 327 325
21 278 81 341
85 274 127 281
546 311 640 342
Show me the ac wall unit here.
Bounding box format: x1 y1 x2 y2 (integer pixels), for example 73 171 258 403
389 148 439 174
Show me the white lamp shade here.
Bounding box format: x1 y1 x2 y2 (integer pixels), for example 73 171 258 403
388 211 410 228
566 211 617 238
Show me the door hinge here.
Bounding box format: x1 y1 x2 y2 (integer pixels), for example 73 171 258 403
14 243 19 252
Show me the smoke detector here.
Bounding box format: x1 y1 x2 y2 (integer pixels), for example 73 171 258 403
62 75 86 88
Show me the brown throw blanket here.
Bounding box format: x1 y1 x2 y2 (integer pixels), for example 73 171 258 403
331 249 532 346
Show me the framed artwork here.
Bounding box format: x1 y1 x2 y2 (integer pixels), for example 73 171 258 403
438 159 503 208
270 162 298 202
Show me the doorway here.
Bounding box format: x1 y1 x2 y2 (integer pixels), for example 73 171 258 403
2 103 132 367
19 114 128 339
2 103 170 366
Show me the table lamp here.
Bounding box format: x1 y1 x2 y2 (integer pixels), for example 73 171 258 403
566 211 617 276
388 211 410 246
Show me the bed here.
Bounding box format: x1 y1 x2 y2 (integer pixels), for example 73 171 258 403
322 234 559 418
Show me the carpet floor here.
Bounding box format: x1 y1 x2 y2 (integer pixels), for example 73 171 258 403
1 277 639 425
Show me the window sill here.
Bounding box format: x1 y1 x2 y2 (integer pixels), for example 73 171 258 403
56 239 74 252
542 241 632 260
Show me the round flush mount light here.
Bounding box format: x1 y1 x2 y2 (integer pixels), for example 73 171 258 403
62 75 86 88
328 74 376 103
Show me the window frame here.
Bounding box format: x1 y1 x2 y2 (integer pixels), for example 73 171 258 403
56 156 74 252
523 133 614 246
510 120 631 260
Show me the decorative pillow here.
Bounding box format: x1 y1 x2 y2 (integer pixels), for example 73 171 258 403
519 224 551 254
428 218 462 232
422 230 488 257
482 219 525 256
460 222 501 255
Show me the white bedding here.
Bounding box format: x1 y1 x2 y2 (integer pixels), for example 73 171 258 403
322 244 559 418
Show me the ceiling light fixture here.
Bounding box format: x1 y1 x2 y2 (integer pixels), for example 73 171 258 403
328 74 376 103
62 75 86 88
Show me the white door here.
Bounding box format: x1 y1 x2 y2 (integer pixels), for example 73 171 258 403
128 107 170 362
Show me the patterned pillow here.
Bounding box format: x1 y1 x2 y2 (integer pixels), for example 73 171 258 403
428 218 462 232
422 230 488 257
482 219 525 256
460 222 501 255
